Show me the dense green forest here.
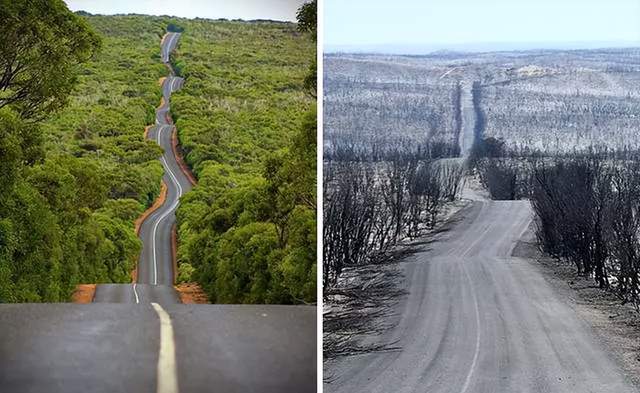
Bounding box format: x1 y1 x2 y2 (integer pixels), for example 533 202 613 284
0 2 179 301
171 6 317 303
0 0 316 303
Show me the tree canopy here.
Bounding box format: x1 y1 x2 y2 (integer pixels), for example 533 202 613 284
171 17 317 304
296 0 317 41
0 13 166 302
0 0 101 120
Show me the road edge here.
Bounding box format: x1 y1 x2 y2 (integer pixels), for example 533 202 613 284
131 180 168 283
170 126 197 186
134 180 168 236
513 224 640 388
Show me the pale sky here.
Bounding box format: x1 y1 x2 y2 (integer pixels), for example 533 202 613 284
325 0 640 51
65 0 306 22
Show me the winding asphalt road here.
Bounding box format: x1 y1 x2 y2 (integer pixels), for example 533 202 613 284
95 32 188 304
0 31 317 392
327 199 638 392
135 32 190 294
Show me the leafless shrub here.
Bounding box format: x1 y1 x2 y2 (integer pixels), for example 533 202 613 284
323 149 463 289
477 158 530 200
531 156 640 309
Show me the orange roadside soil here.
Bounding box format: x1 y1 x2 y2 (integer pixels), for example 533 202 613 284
171 223 178 283
174 282 210 304
130 179 168 282
130 262 138 283
134 180 168 235
71 284 96 303
171 127 197 186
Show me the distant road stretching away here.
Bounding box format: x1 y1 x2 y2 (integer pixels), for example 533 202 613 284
327 200 638 393
458 82 475 157
95 32 188 305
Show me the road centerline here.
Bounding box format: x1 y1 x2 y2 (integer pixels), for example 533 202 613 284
133 283 140 303
151 302 178 393
150 125 184 285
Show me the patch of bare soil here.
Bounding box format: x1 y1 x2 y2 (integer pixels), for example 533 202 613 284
130 264 137 283
175 283 209 304
71 284 96 303
514 226 640 387
134 180 167 236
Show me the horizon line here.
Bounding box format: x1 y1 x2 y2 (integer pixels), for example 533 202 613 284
72 10 296 24
324 41 640 55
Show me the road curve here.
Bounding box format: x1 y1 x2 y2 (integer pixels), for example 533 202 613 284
95 32 189 304
326 200 638 393
138 32 190 288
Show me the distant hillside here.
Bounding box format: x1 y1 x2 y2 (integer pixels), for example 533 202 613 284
325 48 640 155
325 41 640 55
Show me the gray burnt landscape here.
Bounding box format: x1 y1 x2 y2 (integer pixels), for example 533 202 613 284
323 47 640 393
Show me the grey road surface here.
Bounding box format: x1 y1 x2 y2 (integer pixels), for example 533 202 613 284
138 32 189 287
0 304 316 392
326 200 638 393
96 32 188 304
458 82 476 157
93 283 181 304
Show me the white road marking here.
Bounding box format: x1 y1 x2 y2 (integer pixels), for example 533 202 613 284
150 125 183 285
459 261 481 393
440 66 460 79
162 34 171 62
448 204 487 393
151 303 178 393
147 32 183 285
455 204 529 393
133 283 140 303
163 33 178 63
162 33 173 63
